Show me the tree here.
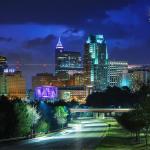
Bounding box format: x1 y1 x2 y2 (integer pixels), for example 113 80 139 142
86 86 136 108
0 96 16 138
138 85 150 100
0 97 41 138
35 119 49 133
116 95 150 148
54 106 68 128
139 97 150 148
14 102 40 136
116 110 144 142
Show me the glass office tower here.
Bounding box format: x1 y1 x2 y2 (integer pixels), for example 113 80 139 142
55 38 82 80
84 35 108 90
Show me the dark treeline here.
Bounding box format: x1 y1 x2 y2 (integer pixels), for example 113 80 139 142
0 96 70 139
0 96 16 138
116 96 150 148
86 85 150 108
1 85 149 139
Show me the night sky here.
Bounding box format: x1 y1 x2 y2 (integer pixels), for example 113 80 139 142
0 0 149 88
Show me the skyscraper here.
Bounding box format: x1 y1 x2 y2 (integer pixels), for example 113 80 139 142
55 38 82 80
55 37 64 53
0 71 26 99
84 35 108 90
6 71 26 99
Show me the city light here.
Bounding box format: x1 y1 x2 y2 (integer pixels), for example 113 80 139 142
0 1 149 149
35 86 58 100
74 124 82 131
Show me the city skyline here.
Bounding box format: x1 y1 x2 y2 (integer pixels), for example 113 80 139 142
0 0 150 88
2 34 150 89
1 1 150 149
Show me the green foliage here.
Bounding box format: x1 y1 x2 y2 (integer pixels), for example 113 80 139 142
54 106 68 128
35 119 49 133
26 105 40 125
14 102 40 136
117 96 150 146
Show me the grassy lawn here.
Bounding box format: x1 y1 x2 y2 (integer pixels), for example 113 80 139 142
96 118 149 150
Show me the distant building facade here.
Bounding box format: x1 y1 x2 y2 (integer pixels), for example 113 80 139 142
32 73 54 90
71 73 85 86
58 86 86 103
129 68 150 91
108 61 128 87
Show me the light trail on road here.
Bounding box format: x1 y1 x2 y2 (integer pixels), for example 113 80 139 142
0 118 108 150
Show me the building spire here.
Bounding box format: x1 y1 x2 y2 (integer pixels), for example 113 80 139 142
56 36 64 49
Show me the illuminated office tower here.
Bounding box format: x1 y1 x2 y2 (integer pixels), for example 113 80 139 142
84 35 108 90
0 56 7 74
55 38 82 79
55 37 64 53
6 71 26 99
0 69 15 96
108 61 128 87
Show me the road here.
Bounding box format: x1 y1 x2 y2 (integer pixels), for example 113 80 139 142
0 118 107 150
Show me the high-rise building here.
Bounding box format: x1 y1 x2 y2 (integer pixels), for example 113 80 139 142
55 38 83 80
108 61 128 87
0 56 7 74
5 71 26 99
84 35 108 90
55 37 64 53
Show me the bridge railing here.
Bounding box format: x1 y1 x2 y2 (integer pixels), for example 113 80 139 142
70 108 133 113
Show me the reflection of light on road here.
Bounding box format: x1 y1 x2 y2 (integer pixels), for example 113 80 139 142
74 124 81 131
28 136 53 143
60 129 72 135
80 120 100 124
26 119 107 144
83 123 105 127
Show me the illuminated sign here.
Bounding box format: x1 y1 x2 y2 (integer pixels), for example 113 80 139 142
63 92 71 100
4 68 15 73
35 86 58 99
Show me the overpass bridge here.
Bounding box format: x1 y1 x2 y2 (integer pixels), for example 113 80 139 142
70 108 132 113
70 108 133 119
